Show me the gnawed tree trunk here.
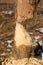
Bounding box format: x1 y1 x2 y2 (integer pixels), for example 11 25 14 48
14 22 32 59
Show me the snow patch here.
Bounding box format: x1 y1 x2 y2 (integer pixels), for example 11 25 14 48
6 40 13 44
1 52 6 56
2 11 14 15
35 36 41 40
36 28 43 33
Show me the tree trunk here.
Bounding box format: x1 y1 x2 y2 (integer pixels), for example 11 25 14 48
17 0 34 21
14 22 32 59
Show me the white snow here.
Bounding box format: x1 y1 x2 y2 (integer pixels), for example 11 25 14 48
38 28 43 33
6 40 13 44
32 42 38 46
7 49 11 52
39 40 43 46
2 11 8 14
29 32 33 34
1 52 6 56
33 36 41 46
2 11 14 15
8 44 12 48
35 36 41 40
36 28 43 33
8 11 14 15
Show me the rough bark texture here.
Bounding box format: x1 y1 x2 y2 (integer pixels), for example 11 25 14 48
17 0 34 21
